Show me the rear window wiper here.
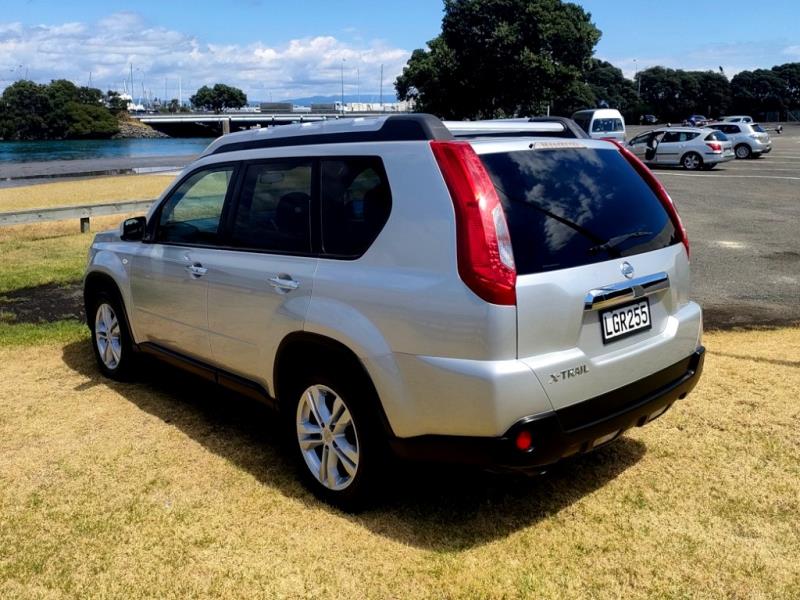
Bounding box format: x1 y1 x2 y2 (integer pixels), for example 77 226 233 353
588 231 652 255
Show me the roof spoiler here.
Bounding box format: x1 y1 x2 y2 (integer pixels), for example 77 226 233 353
444 116 589 139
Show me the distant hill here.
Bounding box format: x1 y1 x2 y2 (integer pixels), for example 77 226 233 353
251 94 400 105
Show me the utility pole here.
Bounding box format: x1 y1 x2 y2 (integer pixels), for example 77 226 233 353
340 59 345 115
178 76 182 108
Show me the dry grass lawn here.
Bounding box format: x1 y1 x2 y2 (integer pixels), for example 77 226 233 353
0 174 173 212
1 328 799 599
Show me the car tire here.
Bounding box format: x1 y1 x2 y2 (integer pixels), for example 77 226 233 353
87 288 136 381
285 363 386 512
681 152 703 170
735 144 752 159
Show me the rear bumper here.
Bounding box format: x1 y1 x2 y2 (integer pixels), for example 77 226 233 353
389 346 705 471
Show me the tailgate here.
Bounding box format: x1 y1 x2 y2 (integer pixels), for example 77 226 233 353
516 245 698 410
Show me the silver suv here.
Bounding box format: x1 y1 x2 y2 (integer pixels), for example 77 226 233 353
84 114 704 510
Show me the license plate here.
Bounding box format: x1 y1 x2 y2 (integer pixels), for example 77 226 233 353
600 299 651 344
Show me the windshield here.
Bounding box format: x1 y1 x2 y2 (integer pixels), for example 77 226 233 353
480 148 678 274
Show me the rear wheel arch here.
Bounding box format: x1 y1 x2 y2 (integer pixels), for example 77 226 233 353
734 143 752 159
273 332 396 437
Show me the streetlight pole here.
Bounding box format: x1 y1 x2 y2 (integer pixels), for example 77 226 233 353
340 58 345 115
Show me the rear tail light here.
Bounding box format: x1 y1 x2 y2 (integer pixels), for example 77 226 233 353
706 142 722 152
607 140 690 259
430 141 517 305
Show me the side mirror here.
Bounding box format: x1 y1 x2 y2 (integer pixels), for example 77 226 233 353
121 216 146 241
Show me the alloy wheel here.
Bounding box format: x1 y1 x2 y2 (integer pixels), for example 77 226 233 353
296 384 360 491
94 303 122 370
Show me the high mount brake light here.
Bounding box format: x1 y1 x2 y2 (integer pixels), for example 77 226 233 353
606 140 690 259
430 141 517 305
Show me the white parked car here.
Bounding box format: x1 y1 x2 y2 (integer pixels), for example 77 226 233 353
83 114 704 509
721 115 753 124
627 127 734 170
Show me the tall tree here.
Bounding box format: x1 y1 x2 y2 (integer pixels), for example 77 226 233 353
190 84 247 113
395 0 601 119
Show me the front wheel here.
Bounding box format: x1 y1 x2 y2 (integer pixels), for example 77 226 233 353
287 368 385 511
88 290 135 380
682 152 703 170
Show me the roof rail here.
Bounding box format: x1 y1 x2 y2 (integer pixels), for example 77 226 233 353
204 113 454 155
444 116 589 139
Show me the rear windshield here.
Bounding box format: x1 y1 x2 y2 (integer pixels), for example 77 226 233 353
592 118 624 133
480 148 678 275
706 131 728 141
752 124 766 133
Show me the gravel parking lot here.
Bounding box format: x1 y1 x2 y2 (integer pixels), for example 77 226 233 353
627 123 800 330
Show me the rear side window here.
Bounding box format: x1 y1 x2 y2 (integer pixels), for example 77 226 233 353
229 160 312 253
706 131 728 141
480 148 678 275
592 118 624 133
320 157 391 257
752 124 766 133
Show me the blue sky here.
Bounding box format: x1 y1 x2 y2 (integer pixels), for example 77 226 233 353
1 0 798 100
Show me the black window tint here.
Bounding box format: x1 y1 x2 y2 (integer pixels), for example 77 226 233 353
321 157 391 257
157 167 233 245
705 131 727 141
480 148 677 275
230 160 312 253
572 114 591 133
661 132 681 143
752 124 766 133
683 132 700 141
630 133 650 145
726 125 740 134
592 118 623 133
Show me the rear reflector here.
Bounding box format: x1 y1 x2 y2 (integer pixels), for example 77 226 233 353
515 430 533 451
608 140 690 258
430 141 517 305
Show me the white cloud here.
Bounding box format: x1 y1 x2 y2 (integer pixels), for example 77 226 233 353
0 12 410 101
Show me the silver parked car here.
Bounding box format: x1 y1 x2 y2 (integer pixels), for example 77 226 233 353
627 127 734 170
708 122 772 159
84 114 704 510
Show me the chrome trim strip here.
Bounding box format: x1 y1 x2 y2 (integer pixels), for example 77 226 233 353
584 272 670 312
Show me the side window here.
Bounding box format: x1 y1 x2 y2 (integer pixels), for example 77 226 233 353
661 132 681 143
682 132 700 141
157 167 233 245
229 160 312 253
321 157 391 257
724 125 740 134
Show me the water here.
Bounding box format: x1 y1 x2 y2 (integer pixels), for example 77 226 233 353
0 138 215 163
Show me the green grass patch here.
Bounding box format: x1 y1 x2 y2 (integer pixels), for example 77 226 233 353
0 319 88 347
0 231 89 294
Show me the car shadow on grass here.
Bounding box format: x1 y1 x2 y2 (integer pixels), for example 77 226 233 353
61 340 647 551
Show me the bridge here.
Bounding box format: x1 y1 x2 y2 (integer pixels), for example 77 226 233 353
133 112 398 136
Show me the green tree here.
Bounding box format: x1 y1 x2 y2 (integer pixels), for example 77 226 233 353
190 84 247 113
553 59 638 116
105 90 129 115
771 63 800 108
730 69 788 116
0 79 118 140
395 0 601 119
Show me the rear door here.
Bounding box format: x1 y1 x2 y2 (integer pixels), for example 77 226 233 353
478 143 694 411
205 158 317 389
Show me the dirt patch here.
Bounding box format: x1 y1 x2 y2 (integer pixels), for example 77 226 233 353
0 282 84 324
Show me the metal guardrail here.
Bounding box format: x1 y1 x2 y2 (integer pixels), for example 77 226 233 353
0 199 154 232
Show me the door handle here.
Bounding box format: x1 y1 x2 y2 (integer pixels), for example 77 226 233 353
268 274 300 292
186 263 208 277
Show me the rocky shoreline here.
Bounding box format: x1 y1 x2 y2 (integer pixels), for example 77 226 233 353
112 118 169 139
